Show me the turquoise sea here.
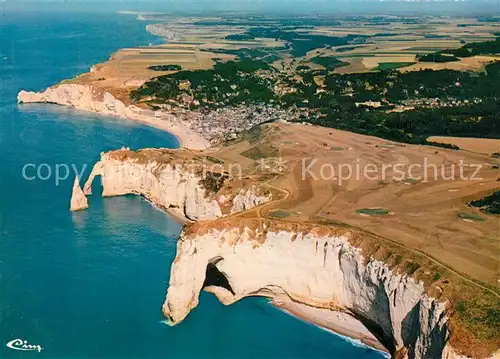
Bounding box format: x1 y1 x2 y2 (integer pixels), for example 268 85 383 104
0 12 385 358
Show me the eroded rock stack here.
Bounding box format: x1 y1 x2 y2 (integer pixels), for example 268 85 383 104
70 176 88 212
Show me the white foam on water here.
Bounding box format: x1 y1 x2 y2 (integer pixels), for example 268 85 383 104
159 319 175 327
271 303 390 358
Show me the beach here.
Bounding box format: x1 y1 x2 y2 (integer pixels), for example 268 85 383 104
17 84 211 151
273 300 389 355
122 105 210 150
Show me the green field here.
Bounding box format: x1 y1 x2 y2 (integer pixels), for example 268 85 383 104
271 210 296 218
457 212 486 221
377 62 416 71
356 208 390 216
408 47 447 52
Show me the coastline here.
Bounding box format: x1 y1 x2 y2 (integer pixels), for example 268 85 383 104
118 106 209 151
17 85 210 151
142 196 189 225
81 148 388 354
273 300 390 355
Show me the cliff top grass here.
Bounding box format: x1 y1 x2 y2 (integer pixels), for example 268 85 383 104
107 148 230 169
104 147 280 207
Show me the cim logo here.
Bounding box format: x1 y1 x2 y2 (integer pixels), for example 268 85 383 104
6 338 43 353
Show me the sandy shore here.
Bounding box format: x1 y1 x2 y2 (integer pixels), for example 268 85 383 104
17 85 210 151
123 107 210 151
273 300 389 355
143 197 189 225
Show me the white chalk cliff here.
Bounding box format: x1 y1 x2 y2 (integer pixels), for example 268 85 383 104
75 152 495 358
70 176 88 212
82 153 272 221
163 224 483 359
230 186 272 213
17 84 209 150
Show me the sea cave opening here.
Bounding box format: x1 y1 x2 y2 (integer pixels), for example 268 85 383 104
202 257 235 295
90 174 103 197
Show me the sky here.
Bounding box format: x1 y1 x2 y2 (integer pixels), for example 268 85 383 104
0 0 498 15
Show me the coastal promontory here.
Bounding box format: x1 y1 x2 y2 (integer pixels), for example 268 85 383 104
17 14 500 358
80 123 499 359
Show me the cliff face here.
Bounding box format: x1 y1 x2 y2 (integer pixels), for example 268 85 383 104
230 187 272 213
70 176 88 212
18 84 128 116
78 148 486 358
17 84 210 150
163 224 472 359
83 153 271 221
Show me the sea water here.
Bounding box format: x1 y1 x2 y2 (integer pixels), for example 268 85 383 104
0 11 385 358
